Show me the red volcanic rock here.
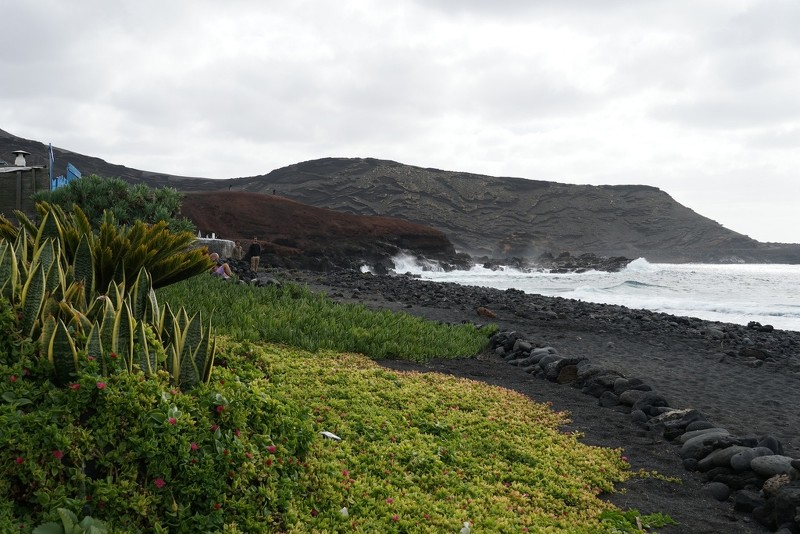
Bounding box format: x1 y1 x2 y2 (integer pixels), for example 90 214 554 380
181 191 463 271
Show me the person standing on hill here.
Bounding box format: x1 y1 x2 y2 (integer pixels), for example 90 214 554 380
231 241 245 261
247 237 262 273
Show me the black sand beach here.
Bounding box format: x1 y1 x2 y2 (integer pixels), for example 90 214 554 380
276 269 800 533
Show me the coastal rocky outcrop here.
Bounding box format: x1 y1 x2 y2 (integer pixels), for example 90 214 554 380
489 330 800 533
480 252 632 273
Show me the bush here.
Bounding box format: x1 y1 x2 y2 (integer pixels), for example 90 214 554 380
31 175 195 234
0 344 313 532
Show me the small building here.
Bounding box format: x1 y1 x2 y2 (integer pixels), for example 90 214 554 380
0 149 49 221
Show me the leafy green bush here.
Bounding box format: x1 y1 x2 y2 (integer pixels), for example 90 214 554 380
0 347 313 532
158 276 495 362
31 175 195 234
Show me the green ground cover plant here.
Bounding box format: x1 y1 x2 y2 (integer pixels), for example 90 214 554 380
158 276 495 362
0 200 672 532
217 340 670 533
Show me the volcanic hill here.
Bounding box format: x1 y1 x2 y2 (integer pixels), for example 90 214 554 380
4 128 800 263
182 191 468 271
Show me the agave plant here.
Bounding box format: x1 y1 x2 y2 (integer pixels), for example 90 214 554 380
0 203 216 389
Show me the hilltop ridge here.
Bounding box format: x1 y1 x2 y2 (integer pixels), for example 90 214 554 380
3 129 800 263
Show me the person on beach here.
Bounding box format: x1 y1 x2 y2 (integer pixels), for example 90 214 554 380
209 252 233 280
231 241 245 261
247 237 262 273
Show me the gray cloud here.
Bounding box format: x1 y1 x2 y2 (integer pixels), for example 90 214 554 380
2 0 800 243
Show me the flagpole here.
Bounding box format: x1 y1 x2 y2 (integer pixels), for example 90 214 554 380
48 143 55 190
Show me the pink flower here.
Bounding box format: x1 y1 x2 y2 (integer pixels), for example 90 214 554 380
52 450 64 460
190 442 199 451
168 417 177 425
15 457 24 464
69 383 80 390
392 514 399 522
245 452 253 459
154 478 165 489
109 352 118 359
9 375 17 382
214 502 221 510
170 389 178 395
87 356 96 361
210 424 219 432
342 469 349 477
234 429 241 437
267 445 277 454
216 405 224 413
386 498 394 504
96 382 106 390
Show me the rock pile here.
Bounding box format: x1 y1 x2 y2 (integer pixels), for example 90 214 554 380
491 330 800 532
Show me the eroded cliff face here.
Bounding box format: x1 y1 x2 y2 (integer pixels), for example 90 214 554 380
180 191 469 271
232 158 798 263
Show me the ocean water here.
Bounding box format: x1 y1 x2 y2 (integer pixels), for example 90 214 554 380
380 256 800 332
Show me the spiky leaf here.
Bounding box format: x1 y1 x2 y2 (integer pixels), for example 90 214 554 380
47 319 78 386
20 265 46 338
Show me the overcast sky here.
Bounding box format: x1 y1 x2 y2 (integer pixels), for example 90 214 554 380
3 1 799 244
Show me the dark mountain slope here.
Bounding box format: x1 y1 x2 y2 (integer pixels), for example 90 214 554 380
233 158 799 263
4 129 799 263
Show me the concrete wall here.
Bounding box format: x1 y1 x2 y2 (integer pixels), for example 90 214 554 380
0 167 49 221
196 238 235 258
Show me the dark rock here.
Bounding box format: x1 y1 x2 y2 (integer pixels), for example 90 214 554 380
751 455 796 478
618 389 648 406
556 365 579 384
685 420 715 432
630 409 648 423
734 490 766 513
710 470 764 491
613 377 651 395
631 391 670 416
757 485 800 531
706 481 731 502
697 445 752 472
758 435 785 455
598 391 620 408
731 447 782 472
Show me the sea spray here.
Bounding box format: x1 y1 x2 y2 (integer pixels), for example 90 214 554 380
401 257 800 332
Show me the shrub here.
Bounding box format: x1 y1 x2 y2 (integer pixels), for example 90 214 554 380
31 175 195 234
0 344 313 532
